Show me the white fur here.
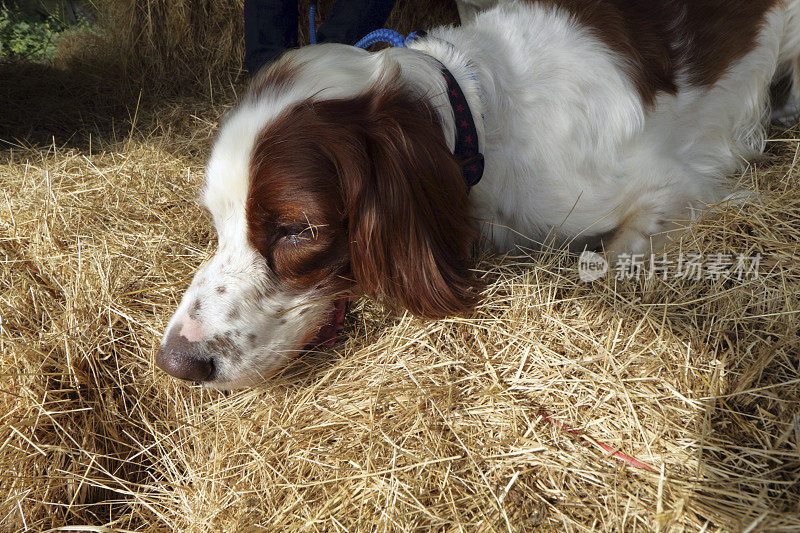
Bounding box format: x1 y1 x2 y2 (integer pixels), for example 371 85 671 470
160 0 800 387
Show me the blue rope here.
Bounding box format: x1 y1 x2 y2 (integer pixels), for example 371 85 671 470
309 1 318 45
354 29 418 49
307 2 416 49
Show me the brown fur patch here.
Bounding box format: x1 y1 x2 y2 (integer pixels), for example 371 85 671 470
532 0 779 106
677 0 781 87
246 83 482 318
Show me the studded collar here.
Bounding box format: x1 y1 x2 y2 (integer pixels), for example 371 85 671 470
439 64 485 189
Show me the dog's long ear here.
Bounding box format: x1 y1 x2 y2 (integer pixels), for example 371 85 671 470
326 86 482 318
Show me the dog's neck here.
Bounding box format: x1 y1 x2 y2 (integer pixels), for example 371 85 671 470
377 35 487 156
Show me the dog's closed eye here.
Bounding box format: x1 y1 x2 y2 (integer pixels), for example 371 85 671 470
278 224 310 244
277 222 327 244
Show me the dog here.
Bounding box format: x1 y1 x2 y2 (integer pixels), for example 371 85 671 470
157 0 800 387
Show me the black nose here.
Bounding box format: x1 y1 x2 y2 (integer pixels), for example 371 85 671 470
156 329 214 382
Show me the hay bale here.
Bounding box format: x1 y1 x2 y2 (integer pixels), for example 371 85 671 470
0 0 458 147
73 0 459 93
2 106 800 529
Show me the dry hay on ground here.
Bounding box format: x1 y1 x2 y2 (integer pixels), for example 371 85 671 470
1 0 800 529
1 95 800 531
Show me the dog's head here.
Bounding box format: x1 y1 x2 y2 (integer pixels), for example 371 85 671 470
157 45 481 387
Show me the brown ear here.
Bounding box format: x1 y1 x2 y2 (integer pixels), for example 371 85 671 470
329 86 483 318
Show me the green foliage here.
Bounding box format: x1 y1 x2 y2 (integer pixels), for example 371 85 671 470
0 2 68 61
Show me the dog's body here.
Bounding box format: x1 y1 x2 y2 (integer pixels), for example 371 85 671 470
158 0 800 387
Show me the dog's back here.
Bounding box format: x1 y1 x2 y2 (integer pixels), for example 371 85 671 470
437 0 800 254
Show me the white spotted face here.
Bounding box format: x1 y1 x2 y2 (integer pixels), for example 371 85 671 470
158 242 341 388
156 53 362 387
